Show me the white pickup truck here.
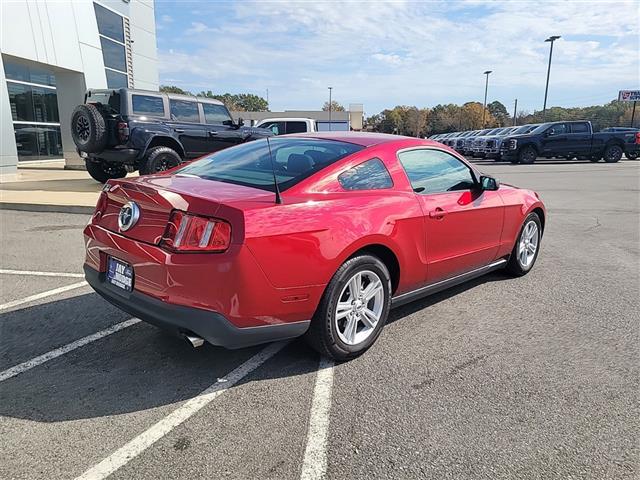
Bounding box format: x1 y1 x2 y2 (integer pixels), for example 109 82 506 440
254 117 318 135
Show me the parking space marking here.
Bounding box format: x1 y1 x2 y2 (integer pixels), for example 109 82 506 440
0 281 88 312
74 340 289 480
0 269 85 278
0 318 140 382
300 357 335 480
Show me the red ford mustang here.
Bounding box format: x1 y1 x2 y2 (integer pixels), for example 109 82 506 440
84 132 545 360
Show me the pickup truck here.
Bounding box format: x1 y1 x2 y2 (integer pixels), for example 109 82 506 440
500 120 640 164
254 117 317 135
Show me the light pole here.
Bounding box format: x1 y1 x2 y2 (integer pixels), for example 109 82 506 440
328 86 333 131
482 70 492 128
542 35 561 122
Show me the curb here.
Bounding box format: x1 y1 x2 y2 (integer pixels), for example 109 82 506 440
0 202 94 215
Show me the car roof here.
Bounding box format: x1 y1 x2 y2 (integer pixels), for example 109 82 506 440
288 131 419 147
256 117 314 122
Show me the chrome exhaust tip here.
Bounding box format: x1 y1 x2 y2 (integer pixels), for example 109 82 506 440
184 334 205 348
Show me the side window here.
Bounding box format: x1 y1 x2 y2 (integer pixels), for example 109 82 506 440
202 103 232 124
286 122 308 134
398 149 476 194
132 95 165 117
570 122 589 134
263 122 285 135
338 158 393 190
548 123 567 135
169 99 199 123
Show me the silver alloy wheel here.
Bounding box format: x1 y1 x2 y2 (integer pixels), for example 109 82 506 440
335 270 384 346
518 220 539 268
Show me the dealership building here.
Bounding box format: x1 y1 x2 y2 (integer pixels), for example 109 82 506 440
0 0 159 175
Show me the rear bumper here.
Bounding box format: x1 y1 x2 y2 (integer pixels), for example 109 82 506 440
84 265 309 349
86 148 139 164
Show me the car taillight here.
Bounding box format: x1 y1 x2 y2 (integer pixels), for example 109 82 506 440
93 190 108 221
160 210 231 253
635 132 640 144
117 121 129 142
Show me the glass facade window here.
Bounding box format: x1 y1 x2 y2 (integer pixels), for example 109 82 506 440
94 3 125 43
3 59 62 162
100 37 126 72
105 70 128 89
4 62 56 86
14 124 63 161
94 2 128 89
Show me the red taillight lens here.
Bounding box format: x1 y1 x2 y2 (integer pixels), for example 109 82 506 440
635 132 640 144
117 121 129 142
160 210 231 252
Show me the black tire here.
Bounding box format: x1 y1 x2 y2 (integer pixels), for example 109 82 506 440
626 152 638 160
139 146 182 175
85 159 127 184
71 104 107 153
603 144 623 163
518 145 537 164
305 254 392 361
506 212 542 277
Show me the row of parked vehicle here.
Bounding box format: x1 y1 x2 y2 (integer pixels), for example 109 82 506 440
430 125 538 160
430 123 640 163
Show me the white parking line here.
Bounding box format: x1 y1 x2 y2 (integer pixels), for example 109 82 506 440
0 318 140 382
300 357 335 480
75 340 288 480
0 281 88 312
0 269 85 278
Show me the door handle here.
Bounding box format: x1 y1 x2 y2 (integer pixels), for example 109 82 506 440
429 208 446 219
174 129 184 133
208 131 218 136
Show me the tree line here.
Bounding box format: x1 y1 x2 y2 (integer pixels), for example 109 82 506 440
160 85 269 112
365 100 636 136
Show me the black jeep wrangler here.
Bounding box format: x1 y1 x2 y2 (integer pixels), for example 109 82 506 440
71 88 273 183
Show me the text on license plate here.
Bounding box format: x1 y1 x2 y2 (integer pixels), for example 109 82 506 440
107 256 133 291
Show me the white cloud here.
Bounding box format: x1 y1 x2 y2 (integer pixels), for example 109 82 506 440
156 0 640 113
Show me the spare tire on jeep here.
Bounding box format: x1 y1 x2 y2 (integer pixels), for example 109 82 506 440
71 104 107 153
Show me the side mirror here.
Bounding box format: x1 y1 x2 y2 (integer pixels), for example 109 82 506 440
237 117 245 127
479 175 499 191
546 129 554 137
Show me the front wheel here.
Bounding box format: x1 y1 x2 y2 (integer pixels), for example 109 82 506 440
140 146 182 175
518 146 537 164
506 213 542 276
85 159 127 183
603 144 623 163
305 255 391 361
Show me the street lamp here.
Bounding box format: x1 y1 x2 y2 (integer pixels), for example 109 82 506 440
542 35 561 121
328 86 333 131
482 70 492 128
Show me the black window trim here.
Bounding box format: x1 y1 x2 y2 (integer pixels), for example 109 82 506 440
395 146 480 196
338 157 395 191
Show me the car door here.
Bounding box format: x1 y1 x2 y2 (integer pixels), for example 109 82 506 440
540 123 569 156
167 99 208 159
397 148 504 283
202 102 245 150
567 122 592 155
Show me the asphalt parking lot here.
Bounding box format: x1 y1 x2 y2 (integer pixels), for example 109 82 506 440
1 158 638 480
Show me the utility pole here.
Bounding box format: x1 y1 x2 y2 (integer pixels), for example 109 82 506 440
328 86 333 131
266 88 269 108
482 71 492 128
631 101 637 128
513 99 518 126
542 35 561 121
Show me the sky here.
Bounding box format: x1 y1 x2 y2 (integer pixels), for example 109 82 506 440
154 0 640 116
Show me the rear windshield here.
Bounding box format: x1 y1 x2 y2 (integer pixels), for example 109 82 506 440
177 138 364 192
87 91 120 114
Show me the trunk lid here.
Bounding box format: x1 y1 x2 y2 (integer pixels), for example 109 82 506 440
96 174 274 244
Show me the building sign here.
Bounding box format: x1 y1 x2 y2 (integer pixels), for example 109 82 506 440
618 90 640 102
